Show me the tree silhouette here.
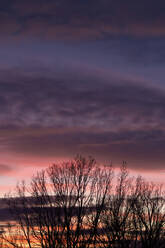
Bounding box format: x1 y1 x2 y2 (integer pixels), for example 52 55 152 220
1 156 165 248
131 177 165 248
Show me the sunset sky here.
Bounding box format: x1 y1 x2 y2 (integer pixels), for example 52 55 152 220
0 0 165 194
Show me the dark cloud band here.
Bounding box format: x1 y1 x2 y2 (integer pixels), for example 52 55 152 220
1 0 165 40
0 65 165 170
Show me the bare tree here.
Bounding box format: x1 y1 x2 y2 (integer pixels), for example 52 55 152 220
101 163 137 248
86 164 113 247
131 177 165 248
46 155 97 248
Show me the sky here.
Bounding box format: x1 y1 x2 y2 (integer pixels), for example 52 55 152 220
0 0 165 194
